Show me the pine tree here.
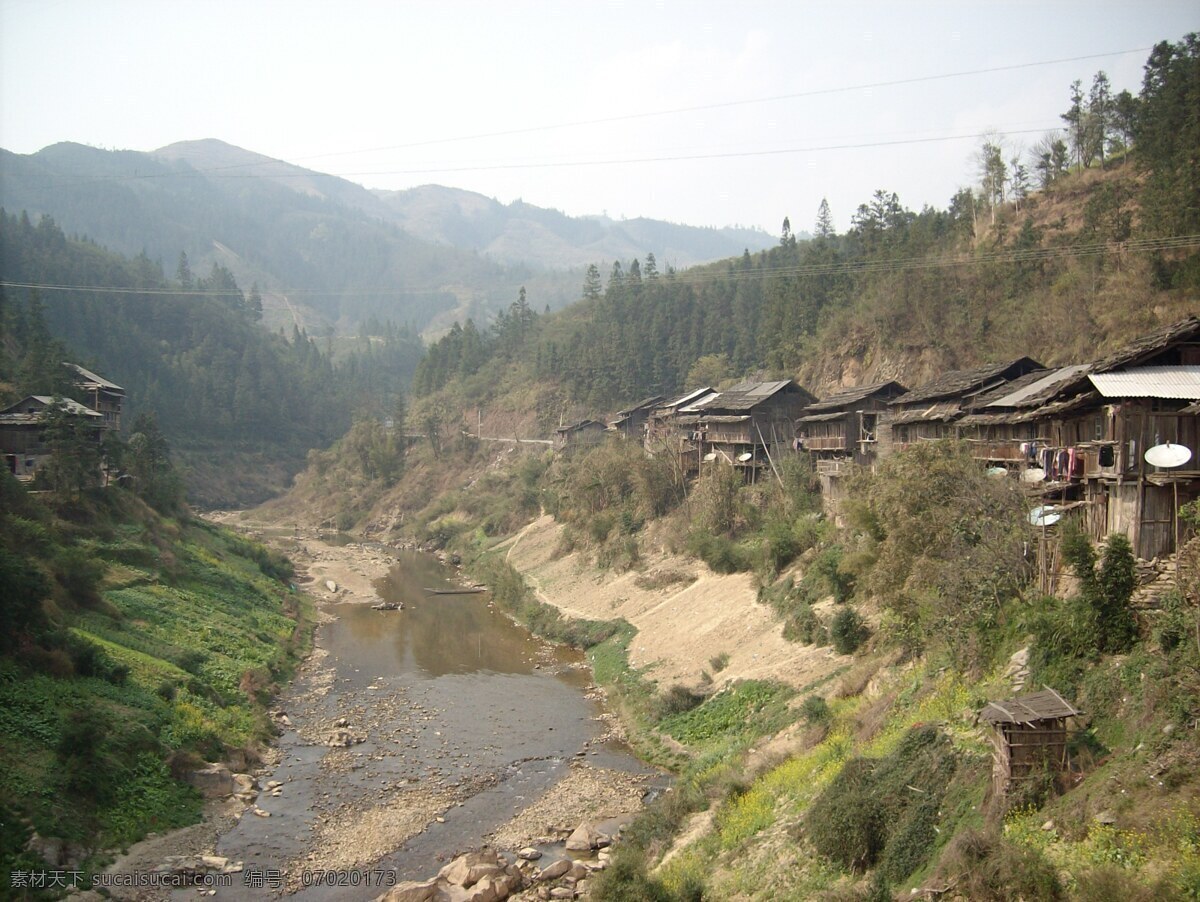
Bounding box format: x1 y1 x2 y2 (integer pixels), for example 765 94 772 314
815 199 835 238
582 264 602 300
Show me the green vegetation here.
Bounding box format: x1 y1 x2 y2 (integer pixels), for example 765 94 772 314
0 212 424 504
0 470 310 881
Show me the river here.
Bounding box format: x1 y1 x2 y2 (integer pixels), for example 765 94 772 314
189 547 655 900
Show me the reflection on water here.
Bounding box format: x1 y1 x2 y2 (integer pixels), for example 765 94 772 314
204 548 651 900
324 551 580 679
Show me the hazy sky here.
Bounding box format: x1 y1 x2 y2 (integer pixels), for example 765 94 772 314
1 1 1196 234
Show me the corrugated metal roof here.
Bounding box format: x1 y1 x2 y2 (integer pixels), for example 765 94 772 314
661 387 713 410
891 358 1043 406
984 365 1091 409
1088 366 1200 399
64 362 124 392
692 380 813 412
678 391 720 413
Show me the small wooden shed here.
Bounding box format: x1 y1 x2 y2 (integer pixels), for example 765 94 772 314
979 688 1081 799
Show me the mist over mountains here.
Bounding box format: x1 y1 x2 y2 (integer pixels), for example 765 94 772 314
0 139 776 334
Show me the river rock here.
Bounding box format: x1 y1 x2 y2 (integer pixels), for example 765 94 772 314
186 763 235 799
517 847 542 861
438 850 507 887
564 821 607 851
567 861 588 881
326 579 338 593
327 728 354 747
376 878 439 902
535 859 571 882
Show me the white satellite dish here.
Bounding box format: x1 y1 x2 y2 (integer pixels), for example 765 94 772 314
986 466 1007 477
737 452 753 462
1021 467 1046 483
1029 505 1062 527
1144 443 1192 469
703 452 717 462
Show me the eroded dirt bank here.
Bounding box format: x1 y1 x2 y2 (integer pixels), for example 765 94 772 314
498 514 846 692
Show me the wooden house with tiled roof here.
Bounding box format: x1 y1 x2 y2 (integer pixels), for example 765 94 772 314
0 395 104 480
886 358 1043 454
797 380 908 468
798 380 908 517
609 395 665 441
554 418 606 452
644 387 716 474
64 362 125 431
686 380 815 480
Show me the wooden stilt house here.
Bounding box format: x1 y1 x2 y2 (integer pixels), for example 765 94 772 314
980 689 1082 799
644 387 716 474
688 380 815 480
885 358 1044 455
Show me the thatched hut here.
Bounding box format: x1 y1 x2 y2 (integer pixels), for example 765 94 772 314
980 688 1081 799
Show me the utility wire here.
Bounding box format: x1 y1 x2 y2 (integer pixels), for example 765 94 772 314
16 45 1148 187
4 235 1197 299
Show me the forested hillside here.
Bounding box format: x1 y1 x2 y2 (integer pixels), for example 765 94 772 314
0 140 564 336
409 36 1199 419
0 211 422 505
0 140 775 340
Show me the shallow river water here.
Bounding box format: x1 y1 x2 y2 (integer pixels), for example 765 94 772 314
196 549 653 900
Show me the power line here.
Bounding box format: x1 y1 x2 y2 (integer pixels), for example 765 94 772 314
297 46 1150 161
15 45 1148 188
5 235 1197 299
321 127 1062 179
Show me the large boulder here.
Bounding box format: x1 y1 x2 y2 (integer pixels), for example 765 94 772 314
437 850 507 888
534 859 572 882
564 822 608 852
186 763 234 799
376 878 439 902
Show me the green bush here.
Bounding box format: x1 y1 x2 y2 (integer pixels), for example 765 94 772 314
800 694 831 724
661 680 794 746
808 726 960 882
1061 527 1138 654
806 757 885 871
831 606 868 654
687 531 752 573
590 847 673 901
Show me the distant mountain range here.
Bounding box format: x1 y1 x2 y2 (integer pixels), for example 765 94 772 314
0 139 776 334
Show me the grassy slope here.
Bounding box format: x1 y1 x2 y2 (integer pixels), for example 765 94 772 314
0 485 312 885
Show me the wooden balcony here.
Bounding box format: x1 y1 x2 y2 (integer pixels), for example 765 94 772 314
966 440 1029 462
803 436 848 451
